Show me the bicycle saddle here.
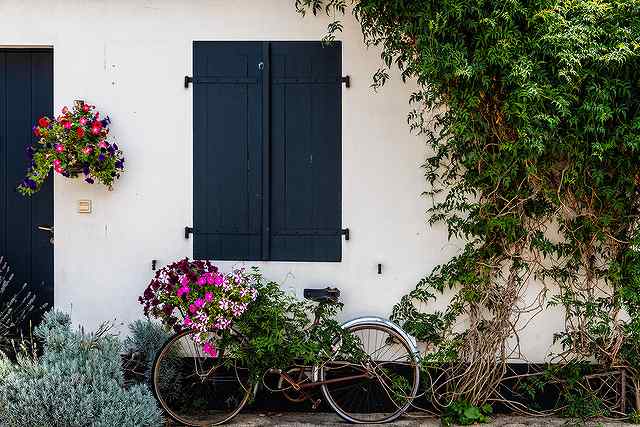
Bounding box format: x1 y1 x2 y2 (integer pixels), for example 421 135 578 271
303 287 340 303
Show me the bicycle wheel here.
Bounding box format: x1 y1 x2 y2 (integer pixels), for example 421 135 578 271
320 321 420 423
152 330 252 426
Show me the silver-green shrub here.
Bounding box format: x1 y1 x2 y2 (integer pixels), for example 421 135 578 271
123 319 170 382
0 310 163 427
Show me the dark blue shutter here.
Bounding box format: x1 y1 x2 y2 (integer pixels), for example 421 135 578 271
193 42 263 260
270 42 342 261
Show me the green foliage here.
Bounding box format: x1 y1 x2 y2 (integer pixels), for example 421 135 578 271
223 271 363 382
629 410 640 424
0 310 162 427
442 400 493 426
518 363 608 420
296 0 640 412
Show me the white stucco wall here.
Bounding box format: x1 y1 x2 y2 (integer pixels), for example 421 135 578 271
0 0 564 361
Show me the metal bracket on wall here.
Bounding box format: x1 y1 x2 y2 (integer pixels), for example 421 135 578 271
341 228 350 241
184 226 194 239
341 75 351 88
184 76 193 88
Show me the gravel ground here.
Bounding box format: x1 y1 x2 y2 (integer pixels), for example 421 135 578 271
172 412 636 426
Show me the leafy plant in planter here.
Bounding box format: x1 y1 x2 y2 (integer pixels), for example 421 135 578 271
18 101 125 196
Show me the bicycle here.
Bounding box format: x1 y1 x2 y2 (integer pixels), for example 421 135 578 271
151 287 420 425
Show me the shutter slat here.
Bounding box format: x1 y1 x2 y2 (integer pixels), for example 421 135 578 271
193 42 263 261
270 42 342 262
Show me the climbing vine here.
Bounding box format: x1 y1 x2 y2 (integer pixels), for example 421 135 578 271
296 0 640 416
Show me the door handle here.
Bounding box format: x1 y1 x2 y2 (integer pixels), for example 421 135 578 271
37 225 54 244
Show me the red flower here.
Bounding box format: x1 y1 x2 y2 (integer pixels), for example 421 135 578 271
91 121 103 135
33 127 41 137
63 121 72 130
76 127 85 138
38 117 50 128
82 104 90 113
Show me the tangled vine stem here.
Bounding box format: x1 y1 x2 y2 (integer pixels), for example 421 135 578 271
296 0 640 418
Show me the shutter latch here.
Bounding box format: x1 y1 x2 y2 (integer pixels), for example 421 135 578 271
184 76 193 88
341 76 351 88
185 226 194 239
341 228 350 241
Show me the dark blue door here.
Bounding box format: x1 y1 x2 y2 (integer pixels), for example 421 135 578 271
0 49 54 317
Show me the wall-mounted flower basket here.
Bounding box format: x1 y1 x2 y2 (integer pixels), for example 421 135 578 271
18 100 125 196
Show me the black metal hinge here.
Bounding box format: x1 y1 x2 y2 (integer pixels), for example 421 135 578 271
184 76 193 88
341 228 350 241
184 226 194 239
341 75 351 88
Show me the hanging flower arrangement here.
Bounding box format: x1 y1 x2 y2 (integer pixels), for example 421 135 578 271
18 101 125 196
139 258 257 356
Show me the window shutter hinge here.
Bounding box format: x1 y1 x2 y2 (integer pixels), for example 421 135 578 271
185 226 194 239
341 228 350 241
341 75 351 88
184 76 193 88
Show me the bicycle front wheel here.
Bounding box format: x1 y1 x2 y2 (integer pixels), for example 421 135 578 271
320 321 420 423
152 330 252 426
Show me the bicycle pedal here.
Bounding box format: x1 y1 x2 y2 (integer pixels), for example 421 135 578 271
312 399 321 410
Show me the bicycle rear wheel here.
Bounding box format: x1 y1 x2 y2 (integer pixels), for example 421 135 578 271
320 321 420 423
152 330 252 426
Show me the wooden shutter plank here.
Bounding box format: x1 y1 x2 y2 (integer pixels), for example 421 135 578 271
270 42 342 262
193 42 262 261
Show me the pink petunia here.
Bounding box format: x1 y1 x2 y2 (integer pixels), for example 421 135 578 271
194 298 205 308
180 275 190 287
183 316 192 327
213 274 224 286
176 285 190 298
197 275 207 286
205 292 213 302
203 342 219 358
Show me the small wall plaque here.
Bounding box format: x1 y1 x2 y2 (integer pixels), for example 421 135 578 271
78 200 92 214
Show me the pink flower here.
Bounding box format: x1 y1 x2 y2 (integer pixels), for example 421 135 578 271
79 117 88 126
189 304 198 313
194 298 205 308
205 292 213 302
53 159 61 167
54 165 63 174
203 342 219 358
197 275 207 286
176 285 190 298
213 274 224 286
183 316 192 327
55 144 65 153
63 121 72 130
180 275 190 287
82 146 93 155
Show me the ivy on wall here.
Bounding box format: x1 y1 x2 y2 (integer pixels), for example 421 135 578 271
296 0 640 413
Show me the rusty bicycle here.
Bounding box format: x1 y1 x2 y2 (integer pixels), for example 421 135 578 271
152 287 420 425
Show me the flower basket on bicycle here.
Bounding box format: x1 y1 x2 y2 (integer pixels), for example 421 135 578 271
139 259 419 425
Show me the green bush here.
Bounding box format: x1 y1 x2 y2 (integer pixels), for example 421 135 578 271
0 310 162 427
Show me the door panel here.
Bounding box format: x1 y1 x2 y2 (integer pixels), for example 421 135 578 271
0 49 54 320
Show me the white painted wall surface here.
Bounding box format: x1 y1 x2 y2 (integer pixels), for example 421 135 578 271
0 0 563 361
